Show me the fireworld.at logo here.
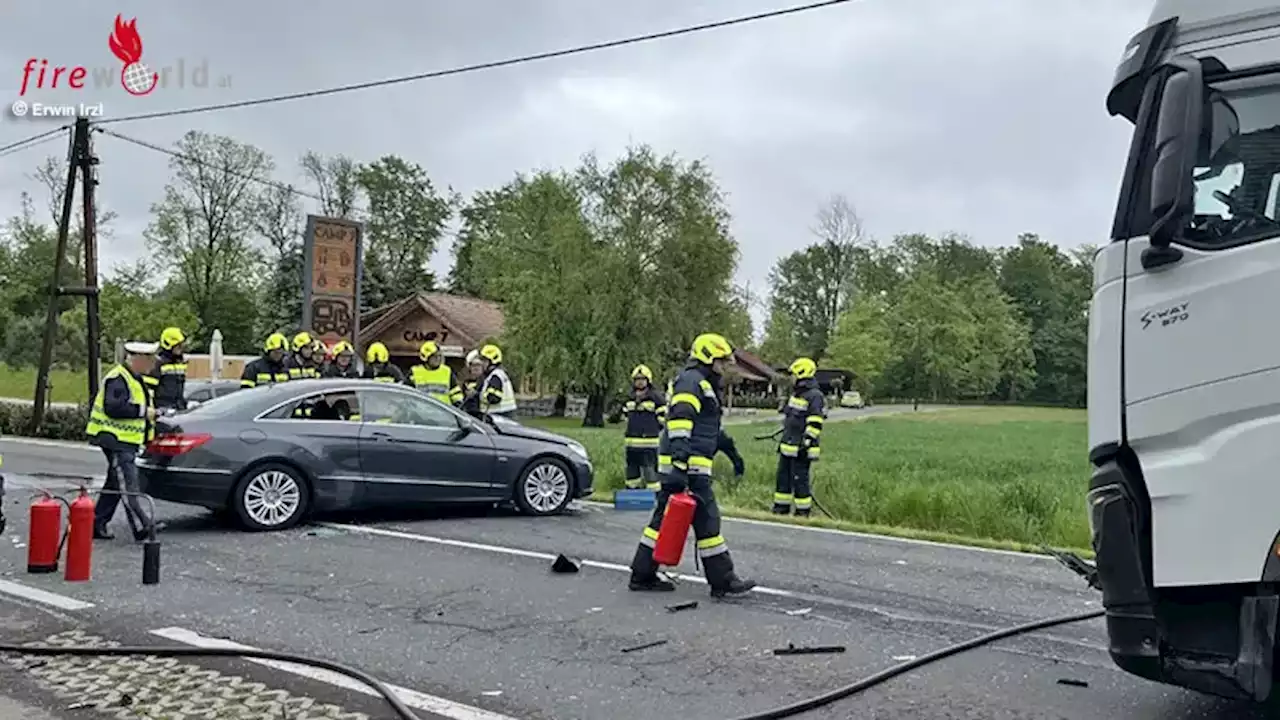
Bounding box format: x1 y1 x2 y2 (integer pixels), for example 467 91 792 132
108 15 158 96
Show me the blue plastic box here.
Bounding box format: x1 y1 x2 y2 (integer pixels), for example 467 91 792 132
613 489 656 511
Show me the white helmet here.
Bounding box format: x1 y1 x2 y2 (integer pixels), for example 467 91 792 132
465 349 480 364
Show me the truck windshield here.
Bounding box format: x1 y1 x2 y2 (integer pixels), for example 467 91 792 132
1187 76 1280 246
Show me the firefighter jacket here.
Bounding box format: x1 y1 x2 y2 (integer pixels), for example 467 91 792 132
623 386 666 448
658 362 723 477
481 366 517 414
85 365 154 449
324 361 361 379
411 363 463 405
779 378 826 460
147 349 188 410
241 355 291 388
286 352 321 380
363 363 406 384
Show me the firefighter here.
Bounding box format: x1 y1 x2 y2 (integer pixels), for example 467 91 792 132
241 333 292 388
622 364 665 490
410 341 463 405
148 326 188 411
286 331 321 379
628 333 756 597
325 340 361 378
87 341 160 541
311 339 330 376
658 378 745 480
363 342 406 383
477 344 517 416
774 357 825 516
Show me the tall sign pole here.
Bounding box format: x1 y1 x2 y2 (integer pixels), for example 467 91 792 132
300 215 364 350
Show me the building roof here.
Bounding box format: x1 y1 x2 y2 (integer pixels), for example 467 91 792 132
732 349 778 382
359 292 505 349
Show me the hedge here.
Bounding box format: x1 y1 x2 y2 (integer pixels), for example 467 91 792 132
0 402 89 441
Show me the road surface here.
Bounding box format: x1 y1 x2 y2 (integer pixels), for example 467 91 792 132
0 437 1261 720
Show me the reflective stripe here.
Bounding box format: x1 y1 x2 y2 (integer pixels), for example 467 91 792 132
624 436 660 447
779 443 799 456
623 401 636 412
669 392 701 413
788 396 809 410
638 400 656 411
160 362 187 375
374 376 397 383
687 455 713 475
482 368 517 414
696 535 728 558
698 379 715 397
643 527 660 540
807 446 821 459
645 482 660 490
794 496 812 509
773 492 793 504
142 375 160 386
241 379 256 388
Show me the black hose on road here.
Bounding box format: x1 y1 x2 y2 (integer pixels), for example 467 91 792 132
0 608 1106 720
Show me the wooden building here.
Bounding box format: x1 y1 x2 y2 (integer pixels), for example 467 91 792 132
359 292 505 377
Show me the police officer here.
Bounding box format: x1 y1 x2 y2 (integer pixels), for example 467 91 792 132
628 333 755 597
622 364 665 490
325 340 361 378
148 326 188 411
241 333 292 388
477 344 517 417
774 357 825 516
410 341 463 405
87 341 159 541
363 342 406 383
286 331 321 379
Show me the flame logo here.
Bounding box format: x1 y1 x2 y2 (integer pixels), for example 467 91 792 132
108 14 158 96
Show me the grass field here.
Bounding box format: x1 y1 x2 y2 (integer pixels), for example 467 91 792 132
527 407 1090 553
0 364 94 404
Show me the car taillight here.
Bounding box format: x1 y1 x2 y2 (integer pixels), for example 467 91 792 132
146 433 212 456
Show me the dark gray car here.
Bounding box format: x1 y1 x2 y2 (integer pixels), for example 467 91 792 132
138 379 594 531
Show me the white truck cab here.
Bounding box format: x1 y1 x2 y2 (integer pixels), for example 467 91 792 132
1094 0 1280 702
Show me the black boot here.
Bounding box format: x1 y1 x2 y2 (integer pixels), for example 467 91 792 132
628 543 675 592
771 505 790 515
93 523 114 540
703 551 757 598
794 509 810 518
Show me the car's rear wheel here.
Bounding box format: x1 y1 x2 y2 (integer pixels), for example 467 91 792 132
513 458 573 516
231 463 311 531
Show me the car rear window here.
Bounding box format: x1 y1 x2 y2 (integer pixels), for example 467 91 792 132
180 386 272 418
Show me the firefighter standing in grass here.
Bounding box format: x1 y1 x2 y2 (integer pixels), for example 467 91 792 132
148 326 188 411
773 357 825 516
410 341 464 406
628 333 756 597
324 341 361 379
363 342 406 383
286 332 322 379
622 364 665 490
240 333 292 388
477 344 517 417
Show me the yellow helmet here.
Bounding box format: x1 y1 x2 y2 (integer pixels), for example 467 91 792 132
690 333 733 365
419 341 440 361
292 331 313 352
789 357 818 380
366 342 390 364
159 326 185 351
480 344 502 364
631 364 653 381
264 332 288 352
311 339 326 356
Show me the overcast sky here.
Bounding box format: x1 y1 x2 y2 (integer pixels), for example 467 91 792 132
0 0 1151 327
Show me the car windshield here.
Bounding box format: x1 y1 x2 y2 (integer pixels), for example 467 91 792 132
1186 75 1280 246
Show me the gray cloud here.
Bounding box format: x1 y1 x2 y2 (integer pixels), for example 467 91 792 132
0 0 1151 323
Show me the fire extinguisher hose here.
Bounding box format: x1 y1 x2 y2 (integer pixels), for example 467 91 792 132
0 607 1105 720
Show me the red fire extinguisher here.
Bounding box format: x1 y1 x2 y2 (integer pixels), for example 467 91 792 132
64 489 94 582
653 491 697 566
27 494 62 574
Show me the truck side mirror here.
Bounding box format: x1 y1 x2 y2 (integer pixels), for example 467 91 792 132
1145 58 1204 269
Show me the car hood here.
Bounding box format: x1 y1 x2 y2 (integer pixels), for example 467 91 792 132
488 416 572 446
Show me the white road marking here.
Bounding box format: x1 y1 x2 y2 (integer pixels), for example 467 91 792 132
150 626 520 720
0 579 94 611
0 437 98 452
316 522 794 597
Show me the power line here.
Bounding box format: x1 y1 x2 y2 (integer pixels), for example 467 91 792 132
96 0 854 125
0 125 71 157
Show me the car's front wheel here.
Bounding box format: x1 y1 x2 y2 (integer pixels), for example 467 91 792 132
231 463 311 531
513 457 574 516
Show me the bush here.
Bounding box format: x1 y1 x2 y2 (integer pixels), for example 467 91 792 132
0 401 89 441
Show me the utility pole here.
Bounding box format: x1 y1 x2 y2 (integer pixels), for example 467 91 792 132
29 118 98 434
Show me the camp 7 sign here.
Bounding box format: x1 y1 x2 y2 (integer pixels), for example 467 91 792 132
301 215 364 347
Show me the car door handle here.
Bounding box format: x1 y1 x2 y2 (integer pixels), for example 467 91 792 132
370 431 395 442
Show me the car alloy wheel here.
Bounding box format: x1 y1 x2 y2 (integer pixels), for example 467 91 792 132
517 459 572 516
232 463 310 531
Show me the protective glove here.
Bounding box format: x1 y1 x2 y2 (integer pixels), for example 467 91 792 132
731 456 745 477
664 462 690 492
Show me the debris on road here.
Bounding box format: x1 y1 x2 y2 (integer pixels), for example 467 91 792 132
621 639 668 654
784 607 811 616
1057 678 1089 688
892 655 917 662
772 643 846 656
551 554 581 573
481 690 503 697
666 601 698 613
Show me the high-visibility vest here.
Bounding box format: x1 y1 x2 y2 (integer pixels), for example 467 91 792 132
482 367 517 414
85 365 152 446
411 364 456 404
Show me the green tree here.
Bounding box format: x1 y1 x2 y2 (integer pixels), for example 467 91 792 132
356 155 455 309
63 261 200 359
300 152 362 219
757 301 800 366
449 186 516 300
254 182 305 338
826 295 895 395
883 273 978 402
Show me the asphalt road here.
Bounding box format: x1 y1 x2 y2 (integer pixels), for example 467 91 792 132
0 437 1265 720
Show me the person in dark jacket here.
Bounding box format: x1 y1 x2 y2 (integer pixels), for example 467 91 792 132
324 340 361 378
240 333 292 388
87 342 159 541
459 349 484 418
629 333 755 598
774 357 826 516
286 331 322 379
622 364 666 490
362 342 406 383
147 326 188 411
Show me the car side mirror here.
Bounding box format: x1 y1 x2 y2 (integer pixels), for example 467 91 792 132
1145 57 1204 269
449 417 475 441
